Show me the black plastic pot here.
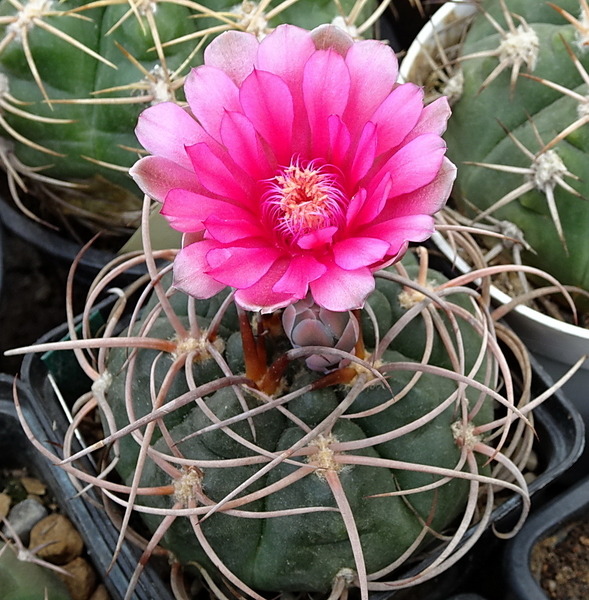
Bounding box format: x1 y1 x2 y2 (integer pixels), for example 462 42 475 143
1 372 175 600
503 473 589 600
0 194 147 286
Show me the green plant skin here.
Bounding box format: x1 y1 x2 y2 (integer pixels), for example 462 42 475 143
103 265 493 593
0 0 364 204
0 542 72 600
444 0 589 295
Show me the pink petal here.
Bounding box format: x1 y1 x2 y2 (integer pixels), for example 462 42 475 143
161 189 252 232
333 237 390 270
184 66 242 143
173 240 226 299
345 188 367 226
204 214 265 243
362 214 435 254
349 180 389 228
303 49 350 157
256 25 315 86
206 245 281 288
186 142 250 203
328 115 351 167
255 25 315 153
239 69 294 165
297 226 338 250
135 103 213 171
204 30 258 85
371 83 425 156
310 260 375 311
343 40 398 139
220 111 273 180
376 158 457 221
404 96 451 142
234 258 294 313
129 156 203 203
371 133 447 198
310 24 354 56
272 255 327 297
348 121 377 187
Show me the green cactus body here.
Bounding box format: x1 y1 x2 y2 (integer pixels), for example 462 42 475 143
444 0 589 294
0 0 366 228
102 262 494 593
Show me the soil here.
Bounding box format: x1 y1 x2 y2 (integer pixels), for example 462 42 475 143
531 518 589 600
0 226 89 375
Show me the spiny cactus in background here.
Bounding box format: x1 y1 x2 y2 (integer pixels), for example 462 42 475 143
0 0 381 237
442 0 589 300
10 245 537 599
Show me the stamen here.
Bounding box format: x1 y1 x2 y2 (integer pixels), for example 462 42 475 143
263 160 346 242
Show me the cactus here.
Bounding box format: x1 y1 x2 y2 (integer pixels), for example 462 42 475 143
9 240 539 599
442 0 589 300
0 0 376 236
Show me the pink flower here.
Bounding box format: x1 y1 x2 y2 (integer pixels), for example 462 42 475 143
130 24 455 313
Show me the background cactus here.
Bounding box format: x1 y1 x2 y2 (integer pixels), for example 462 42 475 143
441 0 589 303
9 244 538 598
0 0 378 239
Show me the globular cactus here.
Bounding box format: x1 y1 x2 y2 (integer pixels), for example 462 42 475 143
441 0 589 299
11 245 536 599
0 0 374 236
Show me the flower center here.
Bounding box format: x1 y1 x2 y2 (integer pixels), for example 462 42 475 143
264 162 345 242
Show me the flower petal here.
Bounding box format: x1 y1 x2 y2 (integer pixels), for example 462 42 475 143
310 24 354 56
333 236 390 270
310 260 375 311
206 245 281 288
256 25 315 86
345 188 367 226
204 30 258 85
255 25 315 153
130 156 203 203
408 96 451 138
239 69 294 165
297 226 338 250
135 103 213 171
161 188 251 232
371 83 425 156
220 111 273 180
292 320 333 346
173 240 227 299
362 214 435 254
371 133 446 198
376 157 457 221
272 255 327 298
184 66 242 143
303 48 351 157
343 39 398 139
328 115 351 167
186 142 250 202
204 214 265 243
348 121 377 187
234 258 294 313
350 181 389 228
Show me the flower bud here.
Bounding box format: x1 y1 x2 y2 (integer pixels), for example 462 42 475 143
282 295 359 371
